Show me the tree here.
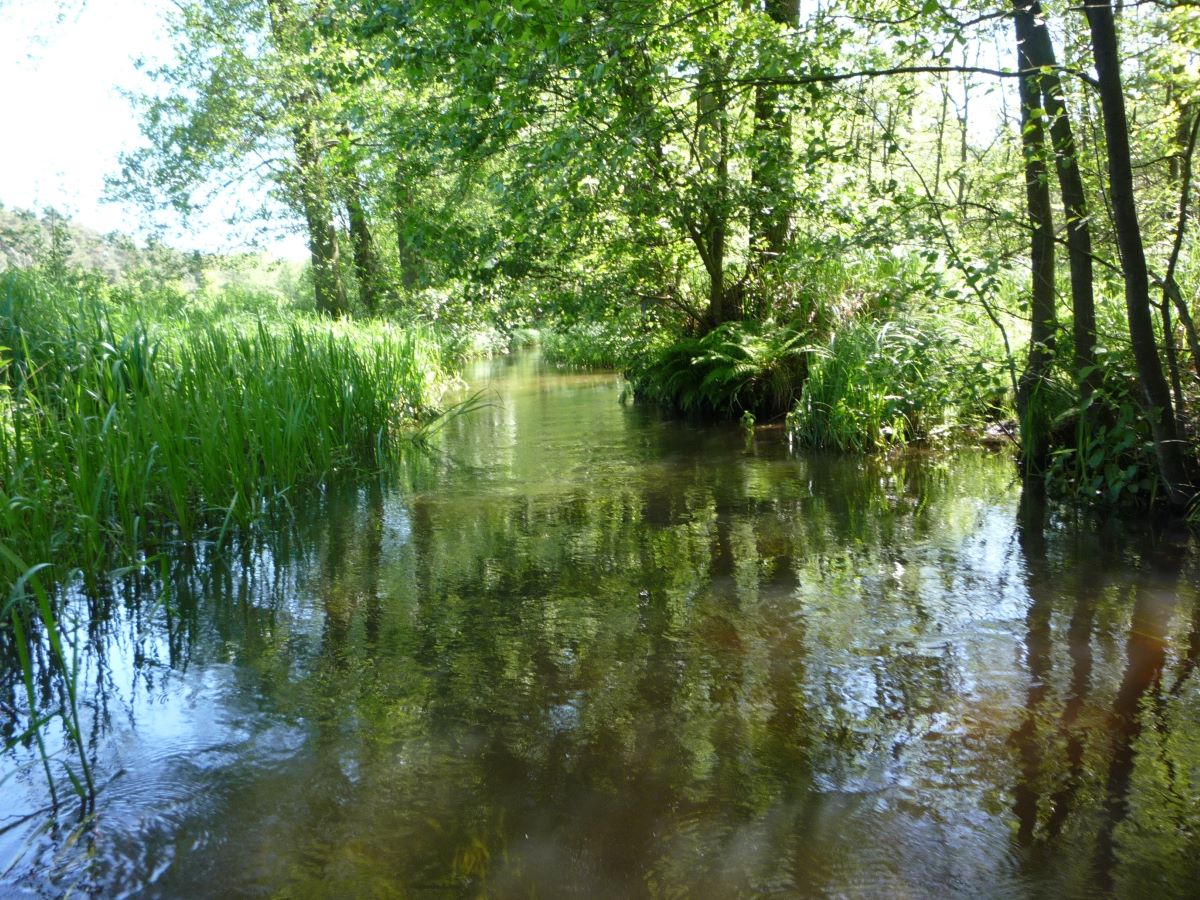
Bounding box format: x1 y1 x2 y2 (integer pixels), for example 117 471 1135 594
749 0 800 272
266 0 348 315
117 0 352 315
1015 0 1098 402
1084 0 1193 507
1014 0 1057 476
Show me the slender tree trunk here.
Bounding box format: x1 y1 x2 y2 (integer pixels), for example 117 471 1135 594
698 47 729 327
339 126 382 313
1014 2 1057 477
346 185 380 313
1160 105 1200 424
1084 0 1192 507
1169 87 1183 183
750 0 798 271
267 0 346 317
935 82 949 190
1163 299 1186 420
393 166 419 290
1019 0 1099 400
865 107 875 190
1164 108 1200 385
293 118 348 317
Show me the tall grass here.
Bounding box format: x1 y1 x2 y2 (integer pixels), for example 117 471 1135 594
790 314 1001 451
0 268 453 596
2 268 455 808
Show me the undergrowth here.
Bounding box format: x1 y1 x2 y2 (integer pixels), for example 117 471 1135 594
541 320 635 369
0 268 454 598
789 313 1002 451
627 320 811 417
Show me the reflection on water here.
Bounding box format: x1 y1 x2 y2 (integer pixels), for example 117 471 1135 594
3 353 1200 897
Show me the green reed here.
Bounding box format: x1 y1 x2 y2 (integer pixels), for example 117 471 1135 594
0 268 454 597
0 267 458 810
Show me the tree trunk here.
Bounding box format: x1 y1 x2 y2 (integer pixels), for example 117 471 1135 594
1084 0 1192 507
393 166 419 291
1014 1 1057 477
697 47 729 327
293 118 347 317
267 0 346 317
346 184 381 313
1019 0 1099 400
703 221 725 325
611 40 682 312
1162 298 1186 420
1164 107 1200 385
339 126 382 313
750 0 798 270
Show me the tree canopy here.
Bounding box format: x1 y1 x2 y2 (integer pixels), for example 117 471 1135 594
114 0 1200 507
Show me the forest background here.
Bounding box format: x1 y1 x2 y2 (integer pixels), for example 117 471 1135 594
3 0 1200 599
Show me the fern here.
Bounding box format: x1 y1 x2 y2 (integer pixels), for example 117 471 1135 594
628 320 812 417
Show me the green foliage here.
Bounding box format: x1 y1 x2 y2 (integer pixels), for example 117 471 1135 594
0 268 453 597
1043 357 1162 507
1057 394 1159 507
790 314 997 452
0 207 193 284
100 0 1200 511
541 320 636 370
1010 289 1191 509
629 320 811 417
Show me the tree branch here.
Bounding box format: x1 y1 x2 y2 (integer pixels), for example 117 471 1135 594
731 64 1098 90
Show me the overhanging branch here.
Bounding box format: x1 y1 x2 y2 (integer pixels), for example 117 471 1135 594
730 64 1098 90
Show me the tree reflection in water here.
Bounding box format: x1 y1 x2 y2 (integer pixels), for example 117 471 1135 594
2 355 1199 897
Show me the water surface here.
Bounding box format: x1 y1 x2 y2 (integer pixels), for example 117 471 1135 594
3 353 1200 897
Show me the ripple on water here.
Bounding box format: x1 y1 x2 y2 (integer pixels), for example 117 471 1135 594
5 355 1200 897
3 661 310 897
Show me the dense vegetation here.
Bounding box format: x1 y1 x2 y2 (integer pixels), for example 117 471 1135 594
2 0 1200 872
98 0 1198 513
0 264 455 591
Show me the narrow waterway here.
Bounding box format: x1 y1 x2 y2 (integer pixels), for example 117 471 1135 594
3 353 1200 897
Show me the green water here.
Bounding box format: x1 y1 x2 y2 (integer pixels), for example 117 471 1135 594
3 353 1200 897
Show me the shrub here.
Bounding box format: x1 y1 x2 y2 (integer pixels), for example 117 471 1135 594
789 314 995 451
628 320 811 417
541 321 633 369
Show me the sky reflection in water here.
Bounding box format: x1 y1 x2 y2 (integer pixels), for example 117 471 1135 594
3 353 1200 897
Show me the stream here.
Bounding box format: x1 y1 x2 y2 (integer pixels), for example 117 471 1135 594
3 352 1200 897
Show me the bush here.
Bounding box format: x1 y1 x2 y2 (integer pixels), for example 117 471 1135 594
789 314 996 451
628 320 811 417
541 321 633 369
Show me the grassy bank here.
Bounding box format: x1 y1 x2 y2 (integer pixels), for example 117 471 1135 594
0 269 455 597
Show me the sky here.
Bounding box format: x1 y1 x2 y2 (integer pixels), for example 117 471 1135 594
0 0 307 257
0 0 1012 262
